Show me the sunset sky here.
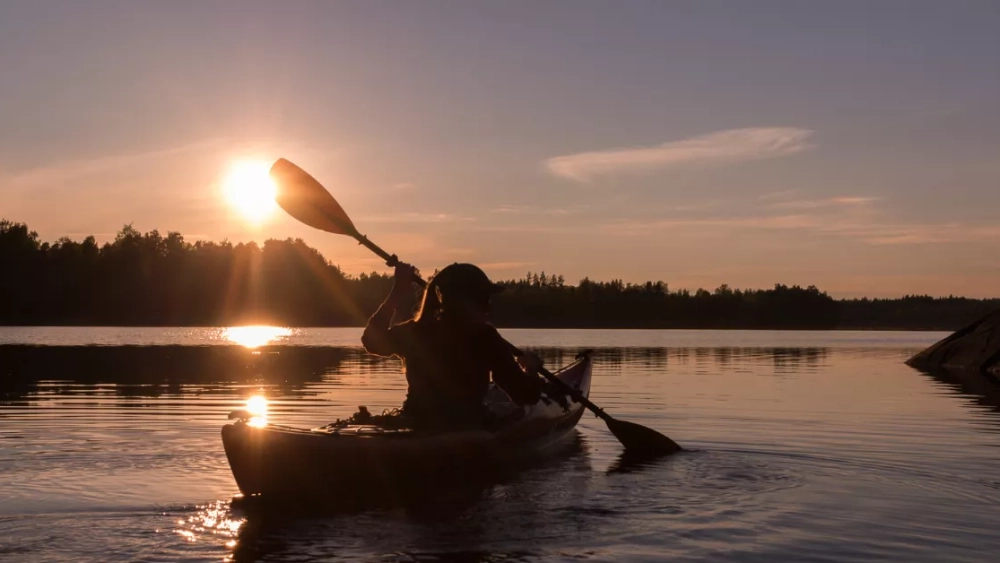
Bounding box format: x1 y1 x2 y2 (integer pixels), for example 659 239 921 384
2 1 998 297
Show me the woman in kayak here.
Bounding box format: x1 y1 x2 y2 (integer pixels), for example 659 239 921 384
362 262 549 430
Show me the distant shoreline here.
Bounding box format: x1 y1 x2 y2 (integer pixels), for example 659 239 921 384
3 220 997 332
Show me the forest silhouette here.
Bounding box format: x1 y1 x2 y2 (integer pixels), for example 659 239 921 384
2 220 996 329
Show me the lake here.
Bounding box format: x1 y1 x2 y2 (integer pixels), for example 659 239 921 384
2 327 999 562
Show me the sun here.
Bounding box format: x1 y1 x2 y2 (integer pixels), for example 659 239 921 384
223 160 278 223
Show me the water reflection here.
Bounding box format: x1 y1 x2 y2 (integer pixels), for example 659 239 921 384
0 345 360 403
528 346 830 376
223 434 591 562
607 449 681 475
917 367 1000 416
0 345 938 408
246 395 268 427
224 326 293 348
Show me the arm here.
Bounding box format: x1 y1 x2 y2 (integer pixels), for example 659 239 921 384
484 327 543 406
361 264 417 356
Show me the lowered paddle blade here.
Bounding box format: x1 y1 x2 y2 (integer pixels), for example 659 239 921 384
606 418 682 456
270 158 358 236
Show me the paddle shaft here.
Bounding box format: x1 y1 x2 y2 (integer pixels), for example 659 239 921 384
339 224 614 422
353 232 399 267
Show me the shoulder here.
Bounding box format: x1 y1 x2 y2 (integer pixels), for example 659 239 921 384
473 322 502 338
475 323 511 351
391 319 419 336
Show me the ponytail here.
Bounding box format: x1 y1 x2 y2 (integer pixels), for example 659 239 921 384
413 278 442 323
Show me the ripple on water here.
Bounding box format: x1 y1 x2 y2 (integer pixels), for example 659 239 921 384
4 443 999 563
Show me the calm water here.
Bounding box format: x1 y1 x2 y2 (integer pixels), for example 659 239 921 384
3 327 1000 562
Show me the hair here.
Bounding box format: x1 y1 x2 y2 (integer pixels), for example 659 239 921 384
412 276 490 323
413 278 443 323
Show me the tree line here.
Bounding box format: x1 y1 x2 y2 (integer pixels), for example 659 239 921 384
2 220 997 330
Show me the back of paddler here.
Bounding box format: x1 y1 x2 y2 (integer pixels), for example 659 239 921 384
362 262 548 430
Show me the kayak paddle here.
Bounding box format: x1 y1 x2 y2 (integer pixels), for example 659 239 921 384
269 157 682 456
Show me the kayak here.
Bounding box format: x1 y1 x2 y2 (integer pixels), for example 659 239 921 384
221 351 593 501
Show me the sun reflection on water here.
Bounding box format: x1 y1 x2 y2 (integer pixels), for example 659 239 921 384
223 326 292 348
173 500 245 551
246 395 268 427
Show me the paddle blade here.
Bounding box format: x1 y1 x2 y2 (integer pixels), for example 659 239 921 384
269 158 358 236
605 417 682 456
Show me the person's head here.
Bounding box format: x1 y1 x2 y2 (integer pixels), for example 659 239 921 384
414 263 503 323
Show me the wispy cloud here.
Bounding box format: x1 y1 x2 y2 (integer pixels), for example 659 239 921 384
361 212 476 224
545 127 814 182
767 196 879 210
599 212 1000 245
2 138 231 188
474 191 999 247
479 261 537 271
822 223 1000 245
470 224 585 235
490 204 585 216
758 189 802 200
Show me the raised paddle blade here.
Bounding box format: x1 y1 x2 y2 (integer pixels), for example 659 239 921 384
605 417 682 457
269 158 358 236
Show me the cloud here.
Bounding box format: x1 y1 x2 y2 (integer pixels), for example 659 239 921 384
545 127 814 182
592 192 1000 246
478 261 537 271
470 224 585 235
361 212 476 224
476 191 998 247
825 223 1000 245
2 138 230 188
599 212 1000 245
758 189 802 200
767 196 879 210
490 205 584 216
599 214 818 236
